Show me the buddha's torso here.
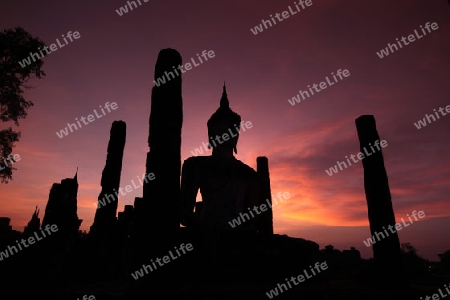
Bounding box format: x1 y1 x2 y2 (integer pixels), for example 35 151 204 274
186 156 257 227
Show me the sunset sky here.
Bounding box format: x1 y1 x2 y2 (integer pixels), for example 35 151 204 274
1 0 449 261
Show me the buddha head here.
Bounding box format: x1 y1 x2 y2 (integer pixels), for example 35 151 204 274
207 83 241 155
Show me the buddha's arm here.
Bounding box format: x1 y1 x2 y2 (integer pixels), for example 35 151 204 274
180 157 200 227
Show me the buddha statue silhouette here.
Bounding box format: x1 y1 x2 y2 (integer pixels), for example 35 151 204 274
180 83 259 258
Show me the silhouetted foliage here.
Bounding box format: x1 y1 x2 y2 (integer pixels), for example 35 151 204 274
0 27 46 183
401 242 418 256
438 250 450 271
0 128 20 183
400 242 428 276
78 230 88 239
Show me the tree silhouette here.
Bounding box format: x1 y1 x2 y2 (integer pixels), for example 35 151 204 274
0 27 46 183
400 242 418 256
438 250 450 271
400 242 428 276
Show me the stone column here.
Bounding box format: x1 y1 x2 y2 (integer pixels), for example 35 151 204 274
355 115 413 297
135 48 182 251
257 156 273 236
128 49 183 299
144 48 183 240
88 121 126 280
355 115 400 261
90 120 126 238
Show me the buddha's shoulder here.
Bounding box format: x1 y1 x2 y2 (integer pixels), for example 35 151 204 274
234 159 257 175
183 156 209 165
183 156 256 174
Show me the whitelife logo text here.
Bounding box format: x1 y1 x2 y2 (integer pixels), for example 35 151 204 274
18 31 81 67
